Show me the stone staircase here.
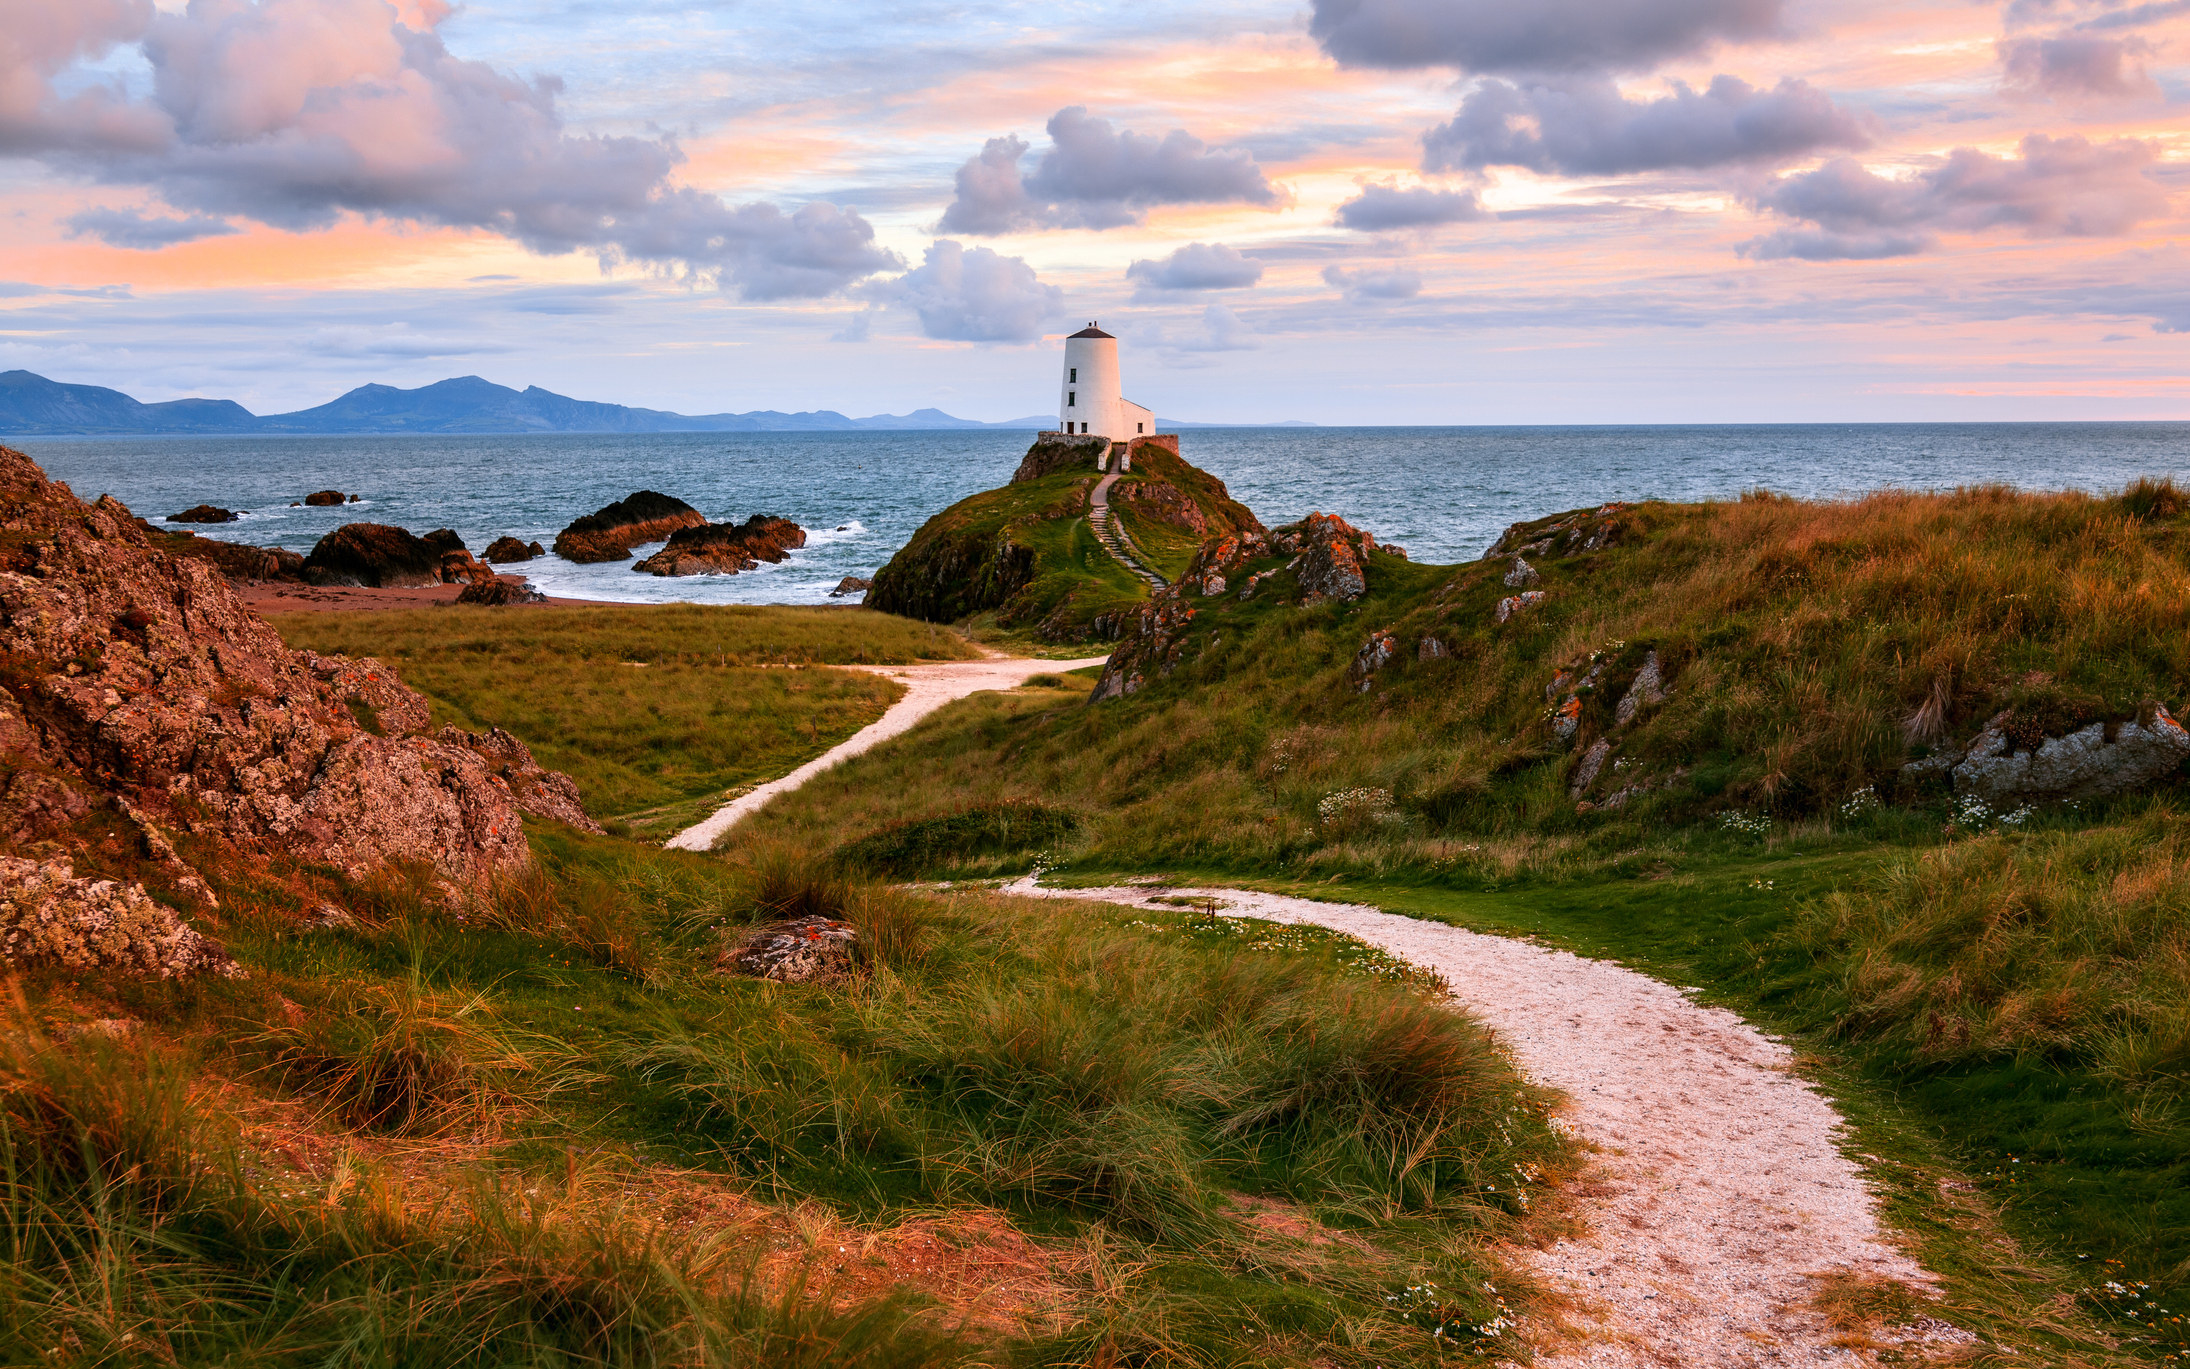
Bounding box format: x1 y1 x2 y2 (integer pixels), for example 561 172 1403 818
1089 472 1166 588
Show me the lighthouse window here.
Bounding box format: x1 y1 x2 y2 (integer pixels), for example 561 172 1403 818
1068 391 1075 406
1070 368 1077 382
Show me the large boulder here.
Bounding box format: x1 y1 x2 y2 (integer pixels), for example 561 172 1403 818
0 445 584 890
483 536 543 564
0 857 239 980
1270 512 1380 603
456 577 546 606
553 492 705 563
303 490 350 506
303 523 443 587
169 505 240 524
633 515 805 577
1953 706 2190 805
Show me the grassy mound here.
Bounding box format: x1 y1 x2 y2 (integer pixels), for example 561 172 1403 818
866 437 1262 642
834 799 1080 876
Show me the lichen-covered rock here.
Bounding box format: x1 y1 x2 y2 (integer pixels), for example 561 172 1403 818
1090 591 1197 702
1954 705 2190 804
553 491 706 563
1496 591 1547 623
436 725 601 832
633 515 806 576
1351 630 1397 691
1271 513 1375 604
0 857 238 979
456 578 546 606
724 916 856 984
1503 557 1539 588
1418 636 1448 661
483 536 544 564
1487 503 1629 560
1615 650 1665 727
0 445 561 882
1570 738 1612 798
169 505 240 524
303 523 444 587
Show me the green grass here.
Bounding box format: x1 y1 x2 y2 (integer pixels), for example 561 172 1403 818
270 606 975 832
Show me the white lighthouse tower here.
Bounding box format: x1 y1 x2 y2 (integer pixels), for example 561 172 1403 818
1057 323 1154 449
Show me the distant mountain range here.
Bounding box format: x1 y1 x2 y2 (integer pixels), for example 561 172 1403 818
0 371 1307 436
0 371 1060 436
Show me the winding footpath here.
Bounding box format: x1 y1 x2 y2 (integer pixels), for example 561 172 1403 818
1007 878 1972 1367
664 655 1106 851
1087 472 1167 587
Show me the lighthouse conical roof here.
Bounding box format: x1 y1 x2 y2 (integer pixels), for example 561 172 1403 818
1067 324 1114 339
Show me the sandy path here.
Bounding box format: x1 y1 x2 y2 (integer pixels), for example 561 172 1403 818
663 656 1106 851
1008 877 1965 1367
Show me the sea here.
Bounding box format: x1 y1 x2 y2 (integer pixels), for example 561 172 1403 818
16 423 2190 605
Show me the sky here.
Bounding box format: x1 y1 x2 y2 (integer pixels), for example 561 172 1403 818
1 0 2187 424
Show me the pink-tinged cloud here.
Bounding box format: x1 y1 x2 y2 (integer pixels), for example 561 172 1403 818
2 0 898 299
1310 0 1786 73
1335 183 1485 229
0 0 170 153
1999 34 2159 99
938 106 1285 234
1746 133 2172 260
871 240 1061 341
1424 75 1872 175
1127 242 1265 292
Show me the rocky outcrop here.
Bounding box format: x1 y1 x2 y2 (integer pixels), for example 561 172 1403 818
1012 434 1110 483
1090 590 1198 702
456 578 546 606
435 725 600 832
483 536 543 564
723 916 856 983
553 491 705 563
1350 630 1397 691
303 490 350 506
0 857 239 979
1615 651 1665 727
829 576 871 597
1495 591 1547 623
1951 705 2190 804
169 505 240 524
0 445 579 891
1488 503 1628 560
140 523 305 582
1503 558 1539 588
632 515 805 576
303 523 444 587
1270 513 1381 604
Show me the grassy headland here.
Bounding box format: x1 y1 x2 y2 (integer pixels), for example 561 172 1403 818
755 481 2190 1361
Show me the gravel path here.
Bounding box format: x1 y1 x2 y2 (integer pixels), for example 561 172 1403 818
664 656 1105 851
1008 877 1966 1366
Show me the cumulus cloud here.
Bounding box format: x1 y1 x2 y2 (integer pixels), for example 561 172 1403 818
1335 183 1485 230
1324 264 1423 301
881 240 1062 342
1 0 897 298
64 205 241 248
1126 242 1264 292
938 107 1284 234
1745 134 2171 260
1423 75 1869 176
2000 34 2158 98
1308 0 1785 74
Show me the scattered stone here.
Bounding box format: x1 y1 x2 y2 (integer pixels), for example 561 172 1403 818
1200 573 1227 596
633 515 806 576
1351 630 1398 691
483 536 544 564
553 491 706 563
830 576 872 597
1418 636 1448 661
0 857 238 979
1504 557 1540 588
1550 696 1583 744
55 1017 142 1041
456 578 546 606
1570 738 1612 798
303 490 349 506
1615 650 1666 727
305 904 358 930
1496 590 1547 623
1954 704 2190 804
169 505 240 524
724 916 857 984
303 523 444 587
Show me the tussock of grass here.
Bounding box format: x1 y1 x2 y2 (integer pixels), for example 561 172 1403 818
834 801 1081 877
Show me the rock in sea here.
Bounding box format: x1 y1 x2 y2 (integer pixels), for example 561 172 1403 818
484 536 545 564
554 491 706 563
303 523 444 587
633 515 805 577
168 505 240 524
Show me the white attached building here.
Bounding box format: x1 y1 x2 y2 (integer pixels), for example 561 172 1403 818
1057 323 1154 444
